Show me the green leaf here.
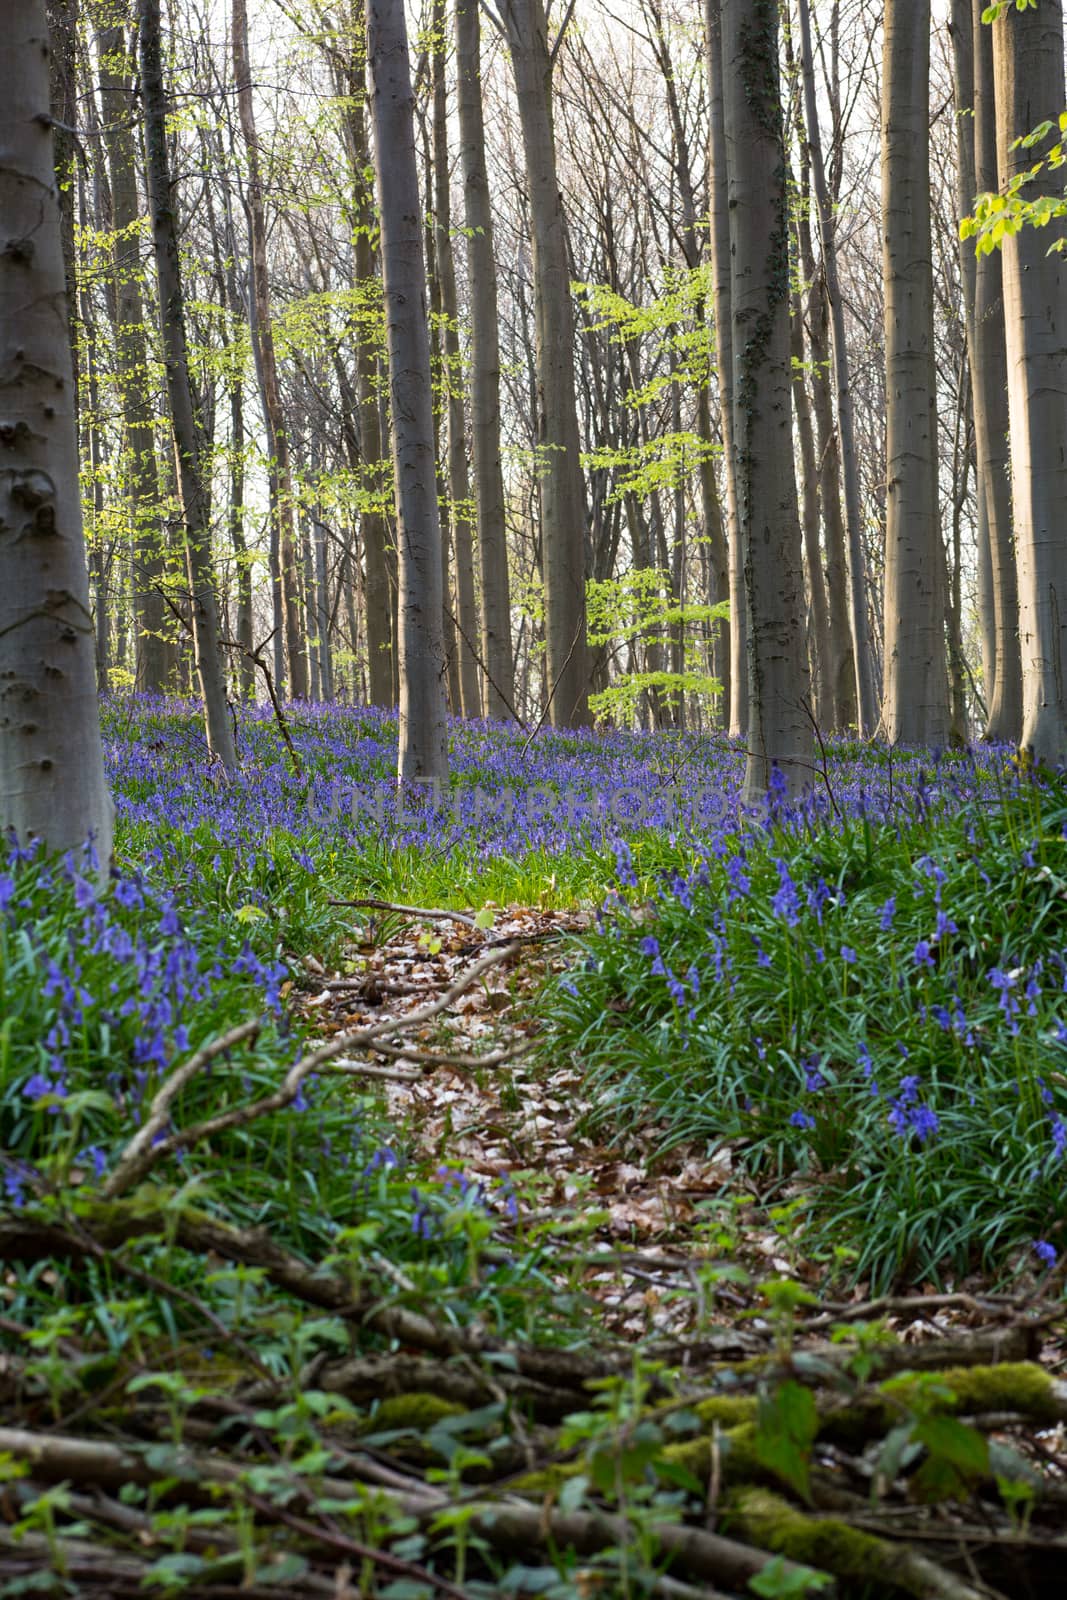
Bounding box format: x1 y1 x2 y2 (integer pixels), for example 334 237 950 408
754 1381 818 1501
749 1554 834 1598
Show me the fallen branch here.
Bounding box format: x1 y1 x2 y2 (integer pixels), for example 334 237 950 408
328 896 479 929
101 942 519 1193
105 1018 263 1198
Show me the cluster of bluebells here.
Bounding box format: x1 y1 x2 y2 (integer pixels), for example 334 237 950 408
560 748 1067 1277
0 830 293 1197
98 697 1011 898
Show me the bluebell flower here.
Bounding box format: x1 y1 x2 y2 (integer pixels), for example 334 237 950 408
1034 1239 1057 1268
789 1110 816 1131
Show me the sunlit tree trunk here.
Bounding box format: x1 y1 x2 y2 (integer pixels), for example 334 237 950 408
704 0 747 737
232 0 306 700
456 0 515 720
879 0 950 746
0 1 113 858
722 0 812 800
970 1 1021 742
796 0 875 735
993 0 1067 765
432 2 481 718
367 0 448 783
335 0 394 708
791 283 833 729
139 0 237 771
496 0 589 728
94 13 168 692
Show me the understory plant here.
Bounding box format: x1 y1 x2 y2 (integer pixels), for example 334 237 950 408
543 763 1067 1288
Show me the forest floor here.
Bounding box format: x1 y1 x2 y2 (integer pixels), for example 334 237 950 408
2 698 1067 1599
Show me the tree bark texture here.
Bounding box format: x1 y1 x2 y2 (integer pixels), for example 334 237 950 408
232 0 307 700
993 0 1067 765
969 0 1021 742
337 1 395 709
796 0 876 735
367 0 449 783
722 0 813 801
432 2 482 719
704 0 747 738
94 13 169 693
879 0 951 746
455 0 515 720
497 0 589 728
0 1 113 859
139 0 237 771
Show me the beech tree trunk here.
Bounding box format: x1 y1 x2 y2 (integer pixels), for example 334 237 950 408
455 0 515 720
0 1 113 859
993 0 1067 765
970 0 1021 742
94 13 169 693
232 0 307 701
879 0 951 746
722 0 812 801
791 285 833 729
139 0 237 772
704 0 747 738
796 0 876 735
335 1 394 708
367 0 448 784
496 0 589 728
431 3 481 718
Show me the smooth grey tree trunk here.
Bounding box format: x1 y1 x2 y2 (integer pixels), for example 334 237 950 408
879 0 951 746
703 0 747 738
232 0 307 701
722 0 812 801
367 0 448 784
993 0 1067 765
431 9 481 718
970 0 1022 743
796 0 876 736
455 0 515 720
645 0 730 725
139 0 237 771
496 0 589 728
791 287 833 729
94 14 168 693
0 1 113 859
948 0 996 715
335 1 394 708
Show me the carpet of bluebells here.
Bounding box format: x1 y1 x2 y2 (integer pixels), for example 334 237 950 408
2 693 1064 1297
546 753 1067 1289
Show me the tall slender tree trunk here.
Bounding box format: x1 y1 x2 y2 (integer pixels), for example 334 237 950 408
432 1 481 718
496 0 589 728
94 14 168 692
796 0 875 734
646 0 729 724
139 0 237 771
232 0 306 700
791 284 833 729
948 0 996 714
703 0 746 737
1 1 113 859
993 0 1067 765
228 367 255 699
367 0 448 783
722 0 812 801
455 0 514 719
336 1 394 707
969 0 1022 742
879 0 950 746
